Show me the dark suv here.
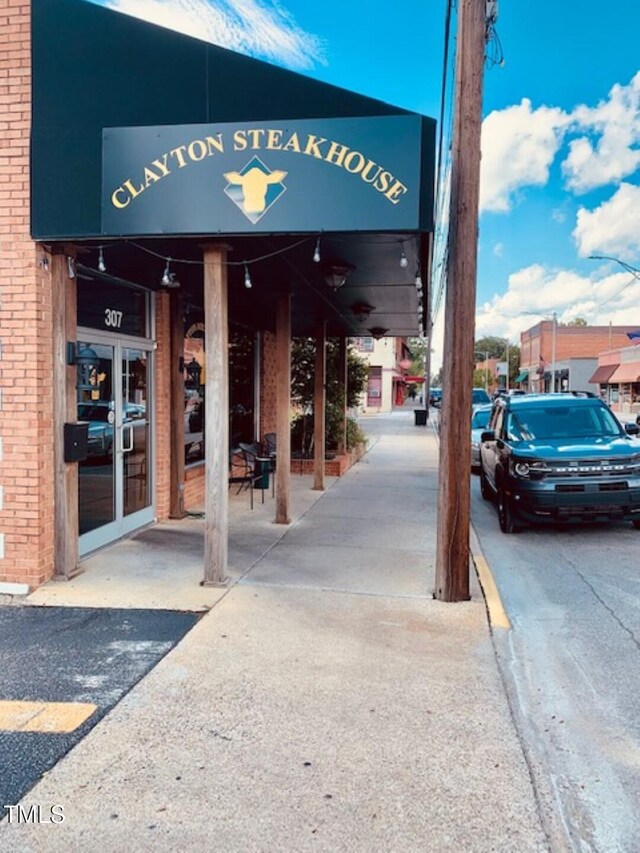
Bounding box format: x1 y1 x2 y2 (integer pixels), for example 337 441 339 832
479 393 640 532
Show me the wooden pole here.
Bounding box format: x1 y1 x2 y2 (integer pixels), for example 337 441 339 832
52 246 79 579
202 244 229 586
169 290 186 518
337 337 348 455
435 0 485 602
313 320 326 490
275 293 291 523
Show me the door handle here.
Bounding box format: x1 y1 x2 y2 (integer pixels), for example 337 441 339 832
122 423 134 453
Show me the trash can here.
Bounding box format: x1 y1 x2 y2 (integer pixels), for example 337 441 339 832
254 457 271 490
414 409 428 426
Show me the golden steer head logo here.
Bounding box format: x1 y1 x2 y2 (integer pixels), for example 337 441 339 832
223 156 287 223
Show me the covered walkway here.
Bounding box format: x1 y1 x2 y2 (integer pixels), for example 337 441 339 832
15 411 547 851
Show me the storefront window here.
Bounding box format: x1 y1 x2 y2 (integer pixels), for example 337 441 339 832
183 318 256 465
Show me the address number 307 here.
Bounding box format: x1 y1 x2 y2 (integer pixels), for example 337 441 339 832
104 308 123 328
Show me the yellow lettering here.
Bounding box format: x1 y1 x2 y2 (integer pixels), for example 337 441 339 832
188 139 207 161
170 146 188 168
123 178 144 199
282 132 301 153
111 186 130 209
343 150 365 174
234 130 248 151
374 171 392 193
304 134 327 159
267 129 283 150
360 159 383 185
248 129 265 149
151 154 171 177
205 134 224 155
324 140 349 167
385 180 408 204
143 166 161 187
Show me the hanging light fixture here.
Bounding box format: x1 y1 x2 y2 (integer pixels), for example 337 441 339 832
161 258 180 288
323 260 354 291
369 326 388 340
313 237 321 263
67 256 76 279
98 248 106 273
244 263 252 289
399 247 408 268
351 302 375 322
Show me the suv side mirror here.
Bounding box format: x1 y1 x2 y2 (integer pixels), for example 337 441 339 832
624 423 639 436
480 430 495 442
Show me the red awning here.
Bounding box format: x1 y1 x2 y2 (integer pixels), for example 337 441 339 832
403 376 425 383
608 363 640 384
588 364 618 384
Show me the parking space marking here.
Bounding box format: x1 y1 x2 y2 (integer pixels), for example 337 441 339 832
0 700 97 733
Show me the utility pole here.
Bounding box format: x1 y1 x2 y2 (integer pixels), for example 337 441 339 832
505 339 510 391
551 312 557 393
435 0 487 602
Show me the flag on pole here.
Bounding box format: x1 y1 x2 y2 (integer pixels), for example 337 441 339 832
626 329 640 345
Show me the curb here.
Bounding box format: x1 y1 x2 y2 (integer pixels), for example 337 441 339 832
469 524 511 630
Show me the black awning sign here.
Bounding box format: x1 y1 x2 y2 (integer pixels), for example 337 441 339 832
102 116 433 235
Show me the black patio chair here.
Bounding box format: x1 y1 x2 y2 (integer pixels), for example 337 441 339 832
238 442 273 506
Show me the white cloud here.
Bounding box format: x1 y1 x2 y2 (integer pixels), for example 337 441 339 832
551 208 566 223
562 72 640 192
573 182 640 258
474 263 640 343
480 99 570 212
103 0 326 70
492 242 504 257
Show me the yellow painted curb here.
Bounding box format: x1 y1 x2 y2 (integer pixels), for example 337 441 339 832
470 526 511 630
0 700 97 733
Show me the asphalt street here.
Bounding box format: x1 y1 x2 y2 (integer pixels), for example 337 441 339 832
471 475 640 852
0 606 199 817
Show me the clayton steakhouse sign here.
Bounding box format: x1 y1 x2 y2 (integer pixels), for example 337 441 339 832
101 116 433 235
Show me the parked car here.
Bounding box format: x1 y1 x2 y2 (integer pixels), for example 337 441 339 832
471 404 492 470
78 401 146 460
479 392 640 533
429 388 442 407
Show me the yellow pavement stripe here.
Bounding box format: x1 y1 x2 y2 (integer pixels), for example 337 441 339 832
0 700 97 733
469 526 511 630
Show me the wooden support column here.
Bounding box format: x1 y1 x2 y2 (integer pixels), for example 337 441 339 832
337 337 348 455
169 291 186 518
435 0 485 602
202 244 229 586
313 321 326 491
275 293 291 523
52 247 79 579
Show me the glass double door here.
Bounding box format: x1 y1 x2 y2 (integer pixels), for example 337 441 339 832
78 333 154 556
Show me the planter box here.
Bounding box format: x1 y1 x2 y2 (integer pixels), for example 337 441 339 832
290 442 367 477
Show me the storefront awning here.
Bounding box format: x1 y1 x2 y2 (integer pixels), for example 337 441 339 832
404 376 425 383
514 370 529 383
588 364 618 384
608 363 640 384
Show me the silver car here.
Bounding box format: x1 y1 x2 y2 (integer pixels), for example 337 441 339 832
471 404 492 470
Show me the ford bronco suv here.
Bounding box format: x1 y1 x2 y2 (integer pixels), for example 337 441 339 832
478 392 640 533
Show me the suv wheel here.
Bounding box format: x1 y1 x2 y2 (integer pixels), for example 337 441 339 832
497 483 519 534
632 520 640 530
479 464 492 501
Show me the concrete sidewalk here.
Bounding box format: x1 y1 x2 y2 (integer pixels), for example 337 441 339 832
0 411 548 851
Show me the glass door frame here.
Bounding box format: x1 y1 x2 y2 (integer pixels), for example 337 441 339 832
78 327 155 557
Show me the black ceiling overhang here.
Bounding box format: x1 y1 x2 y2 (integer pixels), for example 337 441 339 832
69 231 431 339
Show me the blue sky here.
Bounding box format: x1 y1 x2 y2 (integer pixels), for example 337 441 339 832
94 0 640 363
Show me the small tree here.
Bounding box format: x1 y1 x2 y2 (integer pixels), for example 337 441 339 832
290 338 368 454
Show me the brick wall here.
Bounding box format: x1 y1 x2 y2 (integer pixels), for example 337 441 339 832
260 331 277 440
0 1 56 587
154 292 171 520
522 323 640 371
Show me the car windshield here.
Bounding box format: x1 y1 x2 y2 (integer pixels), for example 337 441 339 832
472 389 490 404
506 404 621 441
78 405 110 422
471 408 491 429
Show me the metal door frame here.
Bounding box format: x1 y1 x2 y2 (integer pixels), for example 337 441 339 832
78 328 155 557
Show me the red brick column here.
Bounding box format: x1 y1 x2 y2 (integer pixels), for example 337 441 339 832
260 331 278 440
154 292 171 521
0 2 56 588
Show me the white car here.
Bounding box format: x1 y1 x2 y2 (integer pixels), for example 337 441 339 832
471 404 492 470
